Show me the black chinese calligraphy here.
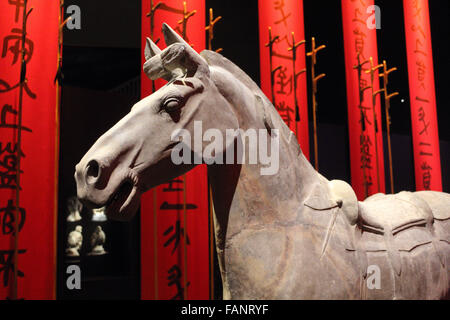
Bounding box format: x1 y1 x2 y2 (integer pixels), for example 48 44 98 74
0 141 26 190
0 199 26 235
275 101 292 128
0 105 31 132
0 249 26 287
2 28 34 65
167 264 189 300
273 0 291 28
419 142 433 157
163 220 190 254
0 80 36 99
275 67 292 95
160 179 198 211
421 161 432 190
160 201 197 211
8 0 25 23
360 134 373 171
163 179 183 192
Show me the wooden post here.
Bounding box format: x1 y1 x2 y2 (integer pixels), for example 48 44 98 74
365 57 384 193
379 60 399 193
12 0 33 300
265 27 281 107
178 1 196 41
146 0 162 41
306 37 326 171
287 32 306 136
205 8 222 52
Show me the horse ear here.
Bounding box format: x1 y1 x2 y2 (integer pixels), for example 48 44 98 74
143 37 173 81
162 23 185 46
161 23 210 78
143 24 210 81
144 38 161 61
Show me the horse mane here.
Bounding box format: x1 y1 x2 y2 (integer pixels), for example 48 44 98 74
200 50 273 107
200 50 298 150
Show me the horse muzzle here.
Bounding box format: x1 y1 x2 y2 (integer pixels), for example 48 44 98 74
74 157 141 221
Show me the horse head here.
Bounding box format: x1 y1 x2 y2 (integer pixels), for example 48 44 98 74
74 23 238 221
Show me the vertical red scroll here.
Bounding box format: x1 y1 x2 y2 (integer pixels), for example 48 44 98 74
258 0 309 159
403 0 442 191
140 0 209 300
0 0 58 299
341 0 385 199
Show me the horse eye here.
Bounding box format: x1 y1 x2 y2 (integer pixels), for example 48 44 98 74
163 98 180 112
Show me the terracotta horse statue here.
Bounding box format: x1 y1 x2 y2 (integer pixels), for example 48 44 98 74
75 24 449 299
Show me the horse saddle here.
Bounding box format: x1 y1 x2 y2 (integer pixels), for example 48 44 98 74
357 191 447 276
307 181 448 280
324 182 448 278
360 191 431 234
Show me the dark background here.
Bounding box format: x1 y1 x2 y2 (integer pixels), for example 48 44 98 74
58 0 450 299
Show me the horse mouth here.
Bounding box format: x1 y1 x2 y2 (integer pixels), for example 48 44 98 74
104 180 140 221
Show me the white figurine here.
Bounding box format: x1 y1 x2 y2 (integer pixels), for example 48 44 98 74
88 226 107 256
66 225 83 257
66 196 82 222
91 206 107 222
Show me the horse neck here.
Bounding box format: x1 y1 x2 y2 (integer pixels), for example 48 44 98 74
208 66 323 247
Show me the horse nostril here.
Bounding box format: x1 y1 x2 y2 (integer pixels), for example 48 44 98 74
85 160 101 185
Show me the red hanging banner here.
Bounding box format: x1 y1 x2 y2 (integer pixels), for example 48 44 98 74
140 0 209 300
403 0 442 191
341 0 385 199
0 0 58 299
258 0 309 159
